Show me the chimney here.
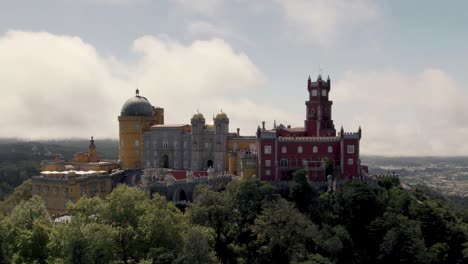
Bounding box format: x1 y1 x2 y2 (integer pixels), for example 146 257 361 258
236 128 240 136
262 121 265 131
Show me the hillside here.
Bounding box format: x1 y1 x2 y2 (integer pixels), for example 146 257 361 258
0 173 467 263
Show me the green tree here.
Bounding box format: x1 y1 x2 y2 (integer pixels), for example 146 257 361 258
289 170 320 222
2 196 51 264
187 185 237 263
178 225 217 264
252 198 319 264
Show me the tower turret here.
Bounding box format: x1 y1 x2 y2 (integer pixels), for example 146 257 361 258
118 89 163 169
304 74 336 137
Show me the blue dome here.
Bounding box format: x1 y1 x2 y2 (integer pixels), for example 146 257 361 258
120 95 154 117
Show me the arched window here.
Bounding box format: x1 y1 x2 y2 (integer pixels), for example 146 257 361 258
328 146 333 153
281 146 287 153
298 146 303 153
280 159 288 167
313 146 318 153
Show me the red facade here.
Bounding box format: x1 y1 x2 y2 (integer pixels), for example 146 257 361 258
256 75 363 182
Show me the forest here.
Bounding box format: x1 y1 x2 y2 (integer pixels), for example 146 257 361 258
0 171 467 264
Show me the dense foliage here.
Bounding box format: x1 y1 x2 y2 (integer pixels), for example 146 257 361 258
0 171 467 264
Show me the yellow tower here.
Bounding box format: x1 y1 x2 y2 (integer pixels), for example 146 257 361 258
118 89 164 169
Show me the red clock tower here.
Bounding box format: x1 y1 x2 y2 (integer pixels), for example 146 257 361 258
305 75 336 137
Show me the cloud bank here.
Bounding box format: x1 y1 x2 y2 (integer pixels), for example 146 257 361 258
333 69 468 156
0 30 466 156
0 30 268 139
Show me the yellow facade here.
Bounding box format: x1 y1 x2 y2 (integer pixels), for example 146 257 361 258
118 114 163 169
32 171 113 215
226 137 258 179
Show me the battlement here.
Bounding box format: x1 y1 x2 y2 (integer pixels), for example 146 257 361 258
339 132 360 139
279 136 340 142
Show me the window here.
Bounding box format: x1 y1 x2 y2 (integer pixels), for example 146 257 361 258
309 108 315 117
281 146 287 153
312 89 317 96
265 160 271 167
280 159 288 167
313 146 318 153
265 169 271 176
44 186 49 195
264 145 272 154
298 146 303 153
205 142 209 149
233 143 238 151
174 141 178 148
154 151 157 157
34 185 40 195
163 140 169 149
347 145 355 154
183 141 187 149
135 140 139 147
328 146 333 153
53 187 58 197
322 90 327 96
348 158 353 165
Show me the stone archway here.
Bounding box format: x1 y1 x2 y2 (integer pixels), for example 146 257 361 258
161 155 169 168
173 188 187 202
207 160 213 169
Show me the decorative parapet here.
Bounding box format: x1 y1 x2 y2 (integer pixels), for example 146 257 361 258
338 132 360 139
279 136 340 142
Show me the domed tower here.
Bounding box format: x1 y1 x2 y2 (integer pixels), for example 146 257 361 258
214 110 229 171
190 111 205 170
118 89 164 169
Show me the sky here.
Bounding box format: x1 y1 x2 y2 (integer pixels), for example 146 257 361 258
0 0 467 156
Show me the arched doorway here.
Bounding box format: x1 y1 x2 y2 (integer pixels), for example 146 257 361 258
162 155 169 168
207 160 213 169
179 189 187 201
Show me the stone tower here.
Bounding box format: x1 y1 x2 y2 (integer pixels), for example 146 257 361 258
214 111 229 171
118 89 164 169
190 111 205 170
304 75 336 137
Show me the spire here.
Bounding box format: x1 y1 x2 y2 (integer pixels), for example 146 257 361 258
340 126 344 138
308 75 311 82
273 120 277 129
90 136 95 146
358 125 362 139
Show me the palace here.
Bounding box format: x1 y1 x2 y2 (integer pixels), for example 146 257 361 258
119 74 364 183
119 90 258 180
34 73 366 213
256 75 362 181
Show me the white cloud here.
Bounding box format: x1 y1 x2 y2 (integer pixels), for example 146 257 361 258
172 0 224 16
186 20 254 46
0 30 265 139
274 0 381 46
333 69 468 156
